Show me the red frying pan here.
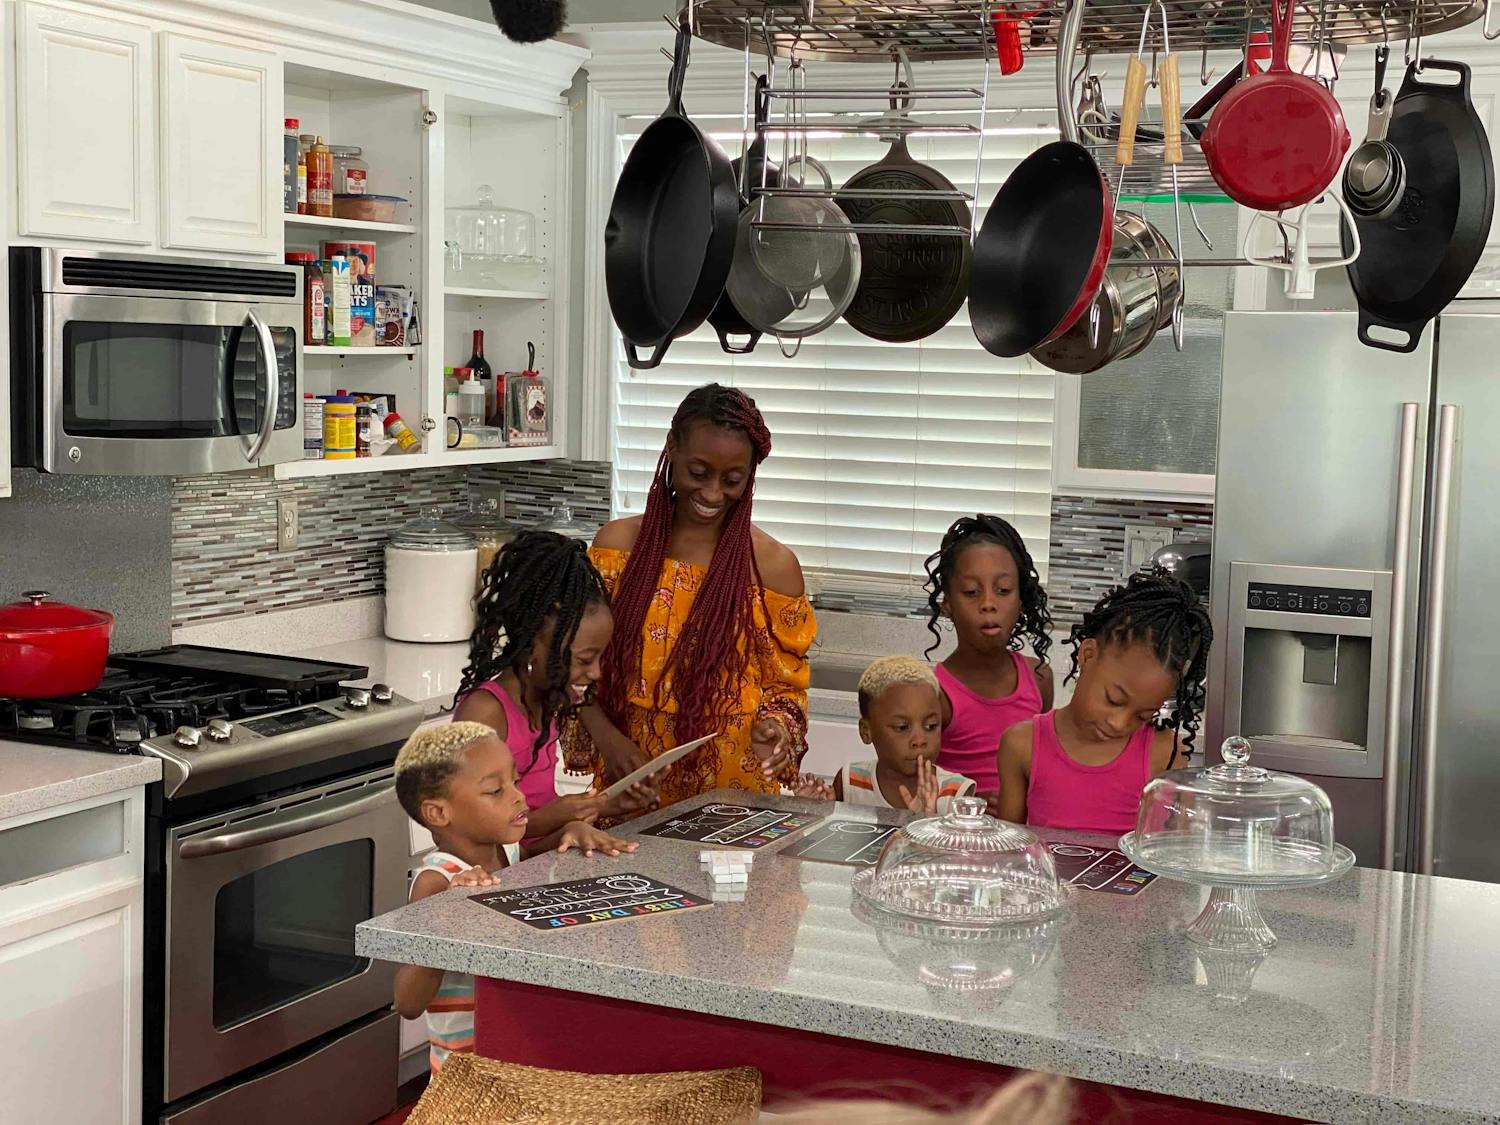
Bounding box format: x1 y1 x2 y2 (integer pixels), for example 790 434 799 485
1199 0 1349 211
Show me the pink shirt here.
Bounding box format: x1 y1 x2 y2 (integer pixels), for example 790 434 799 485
1026 711 1154 835
935 651 1043 794
464 681 559 812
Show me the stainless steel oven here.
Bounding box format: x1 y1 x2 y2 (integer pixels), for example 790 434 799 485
10 246 303 475
163 765 410 1105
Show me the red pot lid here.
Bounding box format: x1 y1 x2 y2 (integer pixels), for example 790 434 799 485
0 591 114 633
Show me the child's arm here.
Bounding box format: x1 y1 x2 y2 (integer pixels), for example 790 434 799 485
394 869 474 1019
1034 660 1055 711
1149 728 1183 777
995 723 1034 824
832 769 845 801
578 704 650 781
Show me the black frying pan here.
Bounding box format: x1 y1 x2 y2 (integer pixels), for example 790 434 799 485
605 21 740 370
835 88 972 343
1341 60 1494 353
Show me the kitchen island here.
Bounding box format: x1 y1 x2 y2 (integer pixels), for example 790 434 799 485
357 792 1500 1123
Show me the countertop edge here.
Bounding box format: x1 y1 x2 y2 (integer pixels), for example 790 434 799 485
0 753 162 821
353 916 1469 1124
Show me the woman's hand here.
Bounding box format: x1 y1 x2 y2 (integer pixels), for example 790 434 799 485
600 738 649 785
556 821 639 858
899 757 940 816
549 792 605 826
599 780 660 821
750 717 791 781
792 773 834 801
450 864 500 888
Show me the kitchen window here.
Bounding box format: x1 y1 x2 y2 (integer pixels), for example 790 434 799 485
608 113 1059 597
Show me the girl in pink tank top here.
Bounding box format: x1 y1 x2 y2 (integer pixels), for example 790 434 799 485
922 516 1054 797
995 570 1213 836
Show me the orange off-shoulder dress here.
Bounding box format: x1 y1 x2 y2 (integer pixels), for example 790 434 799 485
564 546 817 804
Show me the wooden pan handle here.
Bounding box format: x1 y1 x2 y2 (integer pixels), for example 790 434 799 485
1116 55 1148 166
1160 52 1182 166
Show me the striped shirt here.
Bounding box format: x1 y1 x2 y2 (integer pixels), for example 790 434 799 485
415 847 518 1071
836 759 977 814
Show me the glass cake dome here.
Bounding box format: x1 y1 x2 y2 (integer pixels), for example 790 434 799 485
851 797 1068 926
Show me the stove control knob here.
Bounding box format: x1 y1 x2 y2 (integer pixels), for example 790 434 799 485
173 726 202 749
371 683 394 705
345 687 371 710
205 719 234 743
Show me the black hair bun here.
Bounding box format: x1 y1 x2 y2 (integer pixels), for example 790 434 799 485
489 0 567 43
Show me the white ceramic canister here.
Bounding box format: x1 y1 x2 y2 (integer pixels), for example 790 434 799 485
384 509 478 643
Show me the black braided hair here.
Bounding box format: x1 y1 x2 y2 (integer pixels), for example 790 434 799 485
1066 567 1214 754
457 530 609 774
922 514 1052 664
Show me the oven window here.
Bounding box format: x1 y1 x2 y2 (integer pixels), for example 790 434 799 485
212 839 373 1030
62 322 293 438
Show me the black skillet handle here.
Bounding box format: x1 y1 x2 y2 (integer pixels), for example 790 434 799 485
713 323 761 355
624 337 673 370
1399 58 1472 98
1357 308 1428 353
665 19 692 117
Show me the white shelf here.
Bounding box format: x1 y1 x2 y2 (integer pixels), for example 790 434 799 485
274 444 558 479
444 286 549 300
284 213 416 235
304 345 419 356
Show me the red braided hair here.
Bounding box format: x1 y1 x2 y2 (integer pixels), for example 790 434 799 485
601 384 774 744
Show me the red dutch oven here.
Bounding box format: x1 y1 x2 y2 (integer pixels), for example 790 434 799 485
0 591 115 699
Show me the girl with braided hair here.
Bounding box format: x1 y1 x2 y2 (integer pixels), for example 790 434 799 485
565 383 816 806
922 515 1054 804
995 568 1213 834
453 530 657 842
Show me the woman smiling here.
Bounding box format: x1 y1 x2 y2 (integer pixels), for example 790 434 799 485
564 384 816 807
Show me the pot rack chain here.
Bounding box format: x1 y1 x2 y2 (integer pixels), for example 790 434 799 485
687 0 1487 60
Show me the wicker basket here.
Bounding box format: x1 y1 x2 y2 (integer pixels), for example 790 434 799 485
407 1054 762 1125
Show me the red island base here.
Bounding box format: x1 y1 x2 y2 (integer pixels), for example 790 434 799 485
474 979 1297 1123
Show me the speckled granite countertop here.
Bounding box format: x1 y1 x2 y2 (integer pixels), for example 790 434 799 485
358 791 1500 1124
0 741 162 820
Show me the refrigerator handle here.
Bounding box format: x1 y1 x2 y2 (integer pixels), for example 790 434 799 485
1381 403 1420 870
1416 404 1459 876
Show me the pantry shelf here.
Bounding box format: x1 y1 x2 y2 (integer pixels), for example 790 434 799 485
444 286 549 300
285 213 417 235
304 346 419 356
274 444 559 480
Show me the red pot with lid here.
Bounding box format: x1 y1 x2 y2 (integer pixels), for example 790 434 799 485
0 591 115 699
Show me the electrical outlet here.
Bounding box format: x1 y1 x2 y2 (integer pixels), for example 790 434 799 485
277 497 300 552
1124 526 1173 578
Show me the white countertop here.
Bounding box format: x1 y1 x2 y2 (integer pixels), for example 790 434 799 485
0 742 161 821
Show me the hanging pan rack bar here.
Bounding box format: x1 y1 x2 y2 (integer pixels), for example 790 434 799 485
754 185 975 200
765 87 987 99
750 220 973 236
767 121 981 133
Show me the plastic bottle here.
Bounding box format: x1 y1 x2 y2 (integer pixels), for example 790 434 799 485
285 252 325 347
322 390 356 460
307 136 334 217
283 118 300 213
302 393 324 460
297 134 315 215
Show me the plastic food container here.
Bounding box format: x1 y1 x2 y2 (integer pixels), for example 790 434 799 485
333 194 407 224
384 510 478 644
852 797 1068 926
0 591 115 698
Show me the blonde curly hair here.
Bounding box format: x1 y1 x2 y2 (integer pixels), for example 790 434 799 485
858 655 941 719
394 721 503 826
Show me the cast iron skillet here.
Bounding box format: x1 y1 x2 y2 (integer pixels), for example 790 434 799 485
706 75 795 355
834 87 973 343
604 21 740 370
1341 60 1495 353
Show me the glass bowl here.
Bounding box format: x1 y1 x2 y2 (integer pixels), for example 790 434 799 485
851 797 1068 927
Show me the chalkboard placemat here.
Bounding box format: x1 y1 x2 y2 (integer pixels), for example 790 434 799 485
1042 841 1157 895
472 873 709 931
640 802 824 848
780 819 900 866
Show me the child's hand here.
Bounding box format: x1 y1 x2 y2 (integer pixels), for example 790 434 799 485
981 790 1003 820
450 864 500 888
792 773 834 801
899 757 940 816
557 820 638 858
750 717 791 780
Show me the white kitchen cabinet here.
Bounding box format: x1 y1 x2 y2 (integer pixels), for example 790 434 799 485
16 1 155 245
159 34 282 254
0 789 145 1125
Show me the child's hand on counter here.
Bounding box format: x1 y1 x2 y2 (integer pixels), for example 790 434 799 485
899 757 940 816
450 864 501 889
556 820 638 858
792 773 834 801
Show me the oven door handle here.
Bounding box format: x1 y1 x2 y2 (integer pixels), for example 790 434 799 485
243 308 279 464
178 781 396 859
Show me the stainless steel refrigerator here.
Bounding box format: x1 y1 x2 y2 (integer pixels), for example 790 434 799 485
1209 309 1500 883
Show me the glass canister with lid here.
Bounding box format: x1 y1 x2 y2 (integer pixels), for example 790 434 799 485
535 503 597 542
383 508 478 644
454 495 520 592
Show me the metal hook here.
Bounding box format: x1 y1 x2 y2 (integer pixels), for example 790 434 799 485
1188 202 1214 251
1200 44 1215 86
1485 0 1500 39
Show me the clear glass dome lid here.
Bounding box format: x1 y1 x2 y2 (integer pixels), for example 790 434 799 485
851 797 1068 926
452 495 519 546
535 504 596 542
1122 737 1352 884
389 507 476 552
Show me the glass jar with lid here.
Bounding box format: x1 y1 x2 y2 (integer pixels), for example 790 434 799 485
328 145 367 196
852 797 1068 926
535 503 597 542
454 495 520 591
383 509 477 644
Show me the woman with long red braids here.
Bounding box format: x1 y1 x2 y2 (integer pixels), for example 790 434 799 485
565 383 816 806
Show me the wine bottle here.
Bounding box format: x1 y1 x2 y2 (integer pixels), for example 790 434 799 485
466 329 499 427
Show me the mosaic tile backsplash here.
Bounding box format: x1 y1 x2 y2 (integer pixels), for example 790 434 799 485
171 460 610 626
1047 493 1213 626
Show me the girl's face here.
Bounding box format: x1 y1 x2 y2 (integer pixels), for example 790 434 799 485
859 682 942 777
526 601 613 707
426 735 530 846
668 420 753 529
943 542 1022 656
1070 638 1178 746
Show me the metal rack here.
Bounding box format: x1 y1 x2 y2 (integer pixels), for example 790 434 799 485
689 0 1486 60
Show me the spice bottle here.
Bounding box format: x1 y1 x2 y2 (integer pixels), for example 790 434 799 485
383 411 420 453
285 252 325 347
323 390 356 460
283 118 300 214
297 134 315 215
307 136 334 217
355 401 374 457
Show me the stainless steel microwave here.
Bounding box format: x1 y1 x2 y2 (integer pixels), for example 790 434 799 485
9 247 303 475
